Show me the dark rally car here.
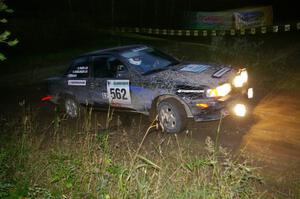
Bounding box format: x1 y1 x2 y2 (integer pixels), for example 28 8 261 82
45 44 253 133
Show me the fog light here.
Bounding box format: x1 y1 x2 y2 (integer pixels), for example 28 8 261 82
233 104 246 117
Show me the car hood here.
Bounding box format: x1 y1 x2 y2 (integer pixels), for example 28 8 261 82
145 63 237 88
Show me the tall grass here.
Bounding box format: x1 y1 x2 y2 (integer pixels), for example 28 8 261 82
0 102 273 199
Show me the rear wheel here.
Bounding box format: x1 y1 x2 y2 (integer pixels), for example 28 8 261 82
63 96 80 118
157 99 187 134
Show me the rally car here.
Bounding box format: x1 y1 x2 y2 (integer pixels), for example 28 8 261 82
44 44 253 133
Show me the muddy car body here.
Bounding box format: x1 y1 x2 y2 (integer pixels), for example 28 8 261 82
46 45 252 133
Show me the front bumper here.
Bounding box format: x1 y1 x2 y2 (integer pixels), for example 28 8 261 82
186 87 252 122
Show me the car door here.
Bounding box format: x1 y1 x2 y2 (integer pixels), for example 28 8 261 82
64 56 91 104
89 55 133 109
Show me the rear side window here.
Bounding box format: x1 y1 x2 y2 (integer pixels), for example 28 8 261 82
66 57 90 78
93 56 110 78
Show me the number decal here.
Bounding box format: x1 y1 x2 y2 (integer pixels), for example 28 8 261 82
115 88 121 99
109 88 128 100
110 88 116 99
107 80 131 105
121 89 127 100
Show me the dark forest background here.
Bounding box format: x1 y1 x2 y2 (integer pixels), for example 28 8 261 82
1 0 300 59
7 0 300 27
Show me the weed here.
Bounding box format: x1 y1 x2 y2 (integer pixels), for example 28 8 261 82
28 186 54 199
0 100 291 198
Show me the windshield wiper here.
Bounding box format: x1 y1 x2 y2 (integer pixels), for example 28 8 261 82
167 62 180 68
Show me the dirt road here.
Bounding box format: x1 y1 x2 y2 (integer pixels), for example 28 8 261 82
241 91 300 177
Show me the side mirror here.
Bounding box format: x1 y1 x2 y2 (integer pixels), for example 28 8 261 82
117 64 125 72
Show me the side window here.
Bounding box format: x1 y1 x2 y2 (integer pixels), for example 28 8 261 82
93 56 127 78
66 57 89 78
108 58 127 73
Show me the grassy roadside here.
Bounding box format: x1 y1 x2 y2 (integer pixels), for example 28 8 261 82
1 102 300 198
0 105 266 198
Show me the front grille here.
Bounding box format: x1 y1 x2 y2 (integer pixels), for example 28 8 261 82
177 92 205 100
176 85 205 100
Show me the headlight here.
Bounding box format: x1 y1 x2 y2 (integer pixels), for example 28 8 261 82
240 70 248 82
233 69 248 87
206 83 231 97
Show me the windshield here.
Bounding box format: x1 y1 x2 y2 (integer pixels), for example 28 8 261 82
121 47 179 74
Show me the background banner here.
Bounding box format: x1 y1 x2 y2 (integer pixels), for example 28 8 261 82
184 6 273 30
233 6 273 29
183 11 232 29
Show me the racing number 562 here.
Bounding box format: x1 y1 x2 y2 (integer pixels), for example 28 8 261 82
110 88 128 100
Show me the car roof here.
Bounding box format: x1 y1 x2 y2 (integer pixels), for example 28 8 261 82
80 44 149 57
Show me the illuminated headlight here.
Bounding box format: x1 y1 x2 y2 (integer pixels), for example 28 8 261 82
240 70 248 82
233 104 246 117
233 69 248 87
206 83 231 97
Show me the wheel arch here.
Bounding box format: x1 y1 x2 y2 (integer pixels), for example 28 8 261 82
150 94 193 119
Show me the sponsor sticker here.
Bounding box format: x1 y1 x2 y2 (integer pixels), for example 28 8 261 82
72 66 88 74
67 80 86 86
212 67 231 78
180 64 209 73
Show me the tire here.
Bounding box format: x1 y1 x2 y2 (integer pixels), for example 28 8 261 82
63 96 80 118
157 99 187 134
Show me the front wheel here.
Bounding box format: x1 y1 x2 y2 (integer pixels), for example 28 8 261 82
157 99 187 134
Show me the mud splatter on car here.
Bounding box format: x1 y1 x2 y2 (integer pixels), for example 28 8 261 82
45 45 253 133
